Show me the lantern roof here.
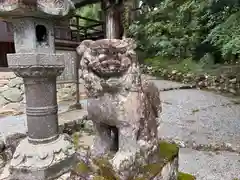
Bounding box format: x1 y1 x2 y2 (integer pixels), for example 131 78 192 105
0 0 75 19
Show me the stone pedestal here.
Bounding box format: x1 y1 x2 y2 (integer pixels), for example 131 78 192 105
10 135 75 180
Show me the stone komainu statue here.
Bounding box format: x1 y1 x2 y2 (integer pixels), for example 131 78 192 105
77 38 161 174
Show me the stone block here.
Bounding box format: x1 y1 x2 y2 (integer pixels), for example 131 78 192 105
8 77 23 88
1 88 23 103
9 134 77 180
70 141 179 180
0 95 8 106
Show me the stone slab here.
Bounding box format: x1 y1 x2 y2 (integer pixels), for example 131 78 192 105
179 148 240 180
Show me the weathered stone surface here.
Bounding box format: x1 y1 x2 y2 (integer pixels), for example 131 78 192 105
21 95 26 104
70 141 179 179
0 85 9 93
0 115 27 142
56 172 71 180
0 72 16 80
0 56 85 106
0 138 4 152
56 83 87 102
2 103 23 111
77 38 174 179
0 80 8 88
20 84 24 93
0 163 10 180
0 103 25 116
0 101 87 161
1 88 23 103
8 77 23 88
9 134 76 180
0 96 8 107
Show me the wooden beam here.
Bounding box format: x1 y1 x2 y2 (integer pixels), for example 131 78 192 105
74 0 100 8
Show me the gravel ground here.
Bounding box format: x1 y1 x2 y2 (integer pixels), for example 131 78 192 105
158 89 240 151
179 148 240 180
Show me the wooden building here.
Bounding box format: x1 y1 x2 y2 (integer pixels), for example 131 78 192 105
0 20 14 68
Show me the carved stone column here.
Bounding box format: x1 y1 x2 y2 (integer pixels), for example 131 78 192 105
0 0 76 179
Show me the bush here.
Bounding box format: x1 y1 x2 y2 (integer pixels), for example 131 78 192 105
129 0 240 64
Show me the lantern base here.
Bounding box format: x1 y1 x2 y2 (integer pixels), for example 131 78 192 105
9 134 76 180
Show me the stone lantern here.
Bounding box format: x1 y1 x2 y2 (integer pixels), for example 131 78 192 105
0 0 76 179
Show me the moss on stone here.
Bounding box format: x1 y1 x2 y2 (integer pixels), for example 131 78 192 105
141 163 164 177
139 141 179 179
74 141 179 179
178 172 196 180
92 176 108 180
75 161 91 174
92 157 119 180
72 132 80 150
159 141 179 162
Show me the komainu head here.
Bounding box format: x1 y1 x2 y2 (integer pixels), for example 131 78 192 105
77 38 138 78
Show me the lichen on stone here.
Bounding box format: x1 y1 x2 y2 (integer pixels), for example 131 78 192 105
178 172 196 180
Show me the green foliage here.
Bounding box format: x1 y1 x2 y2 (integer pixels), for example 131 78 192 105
129 0 240 64
206 11 240 62
75 3 101 26
144 56 205 74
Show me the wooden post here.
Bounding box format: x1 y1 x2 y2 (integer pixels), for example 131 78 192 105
70 16 82 109
101 0 106 38
103 0 123 39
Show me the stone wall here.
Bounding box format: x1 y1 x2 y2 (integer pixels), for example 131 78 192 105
0 72 24 106
57 50 77 83
0 49 86 106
